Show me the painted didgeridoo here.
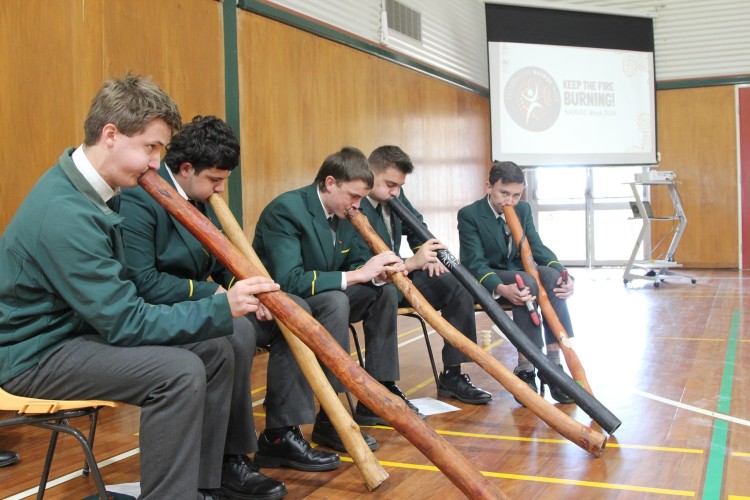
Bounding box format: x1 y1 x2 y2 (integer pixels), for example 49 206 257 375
208 194 387 490
138 171 508 500
386 196 621 435
503 205 592 394
348 208 607 457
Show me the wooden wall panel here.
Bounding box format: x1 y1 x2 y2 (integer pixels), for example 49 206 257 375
655 86 738 268
237 12 491 251
0 0 224 234
0 0 80 233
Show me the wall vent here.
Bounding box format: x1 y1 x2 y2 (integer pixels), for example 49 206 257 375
386 0 422 42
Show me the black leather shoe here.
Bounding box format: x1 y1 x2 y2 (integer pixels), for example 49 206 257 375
312 412 378 452
0 450 20 467
354 383 426 425
254 427 341 472
539 365 575 404
220 455 287 499
438 372 492 404
513 367 537 406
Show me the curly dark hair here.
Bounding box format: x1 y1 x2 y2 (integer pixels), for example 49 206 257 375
163 115 240 174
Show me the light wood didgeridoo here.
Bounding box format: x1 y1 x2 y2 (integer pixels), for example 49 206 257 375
386 197 621 435
138 171 508 500
208 194 387 491
347 208 606 457
503 205 593 395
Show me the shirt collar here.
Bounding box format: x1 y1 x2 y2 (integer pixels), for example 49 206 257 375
316 187 334 219
366 196 379 210
165 164 190 201
72 146 118 202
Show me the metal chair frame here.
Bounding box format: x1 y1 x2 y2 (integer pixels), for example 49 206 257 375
349 307 440 388
0 387 119 499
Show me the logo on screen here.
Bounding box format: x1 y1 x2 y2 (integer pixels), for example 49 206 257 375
504 67 561 132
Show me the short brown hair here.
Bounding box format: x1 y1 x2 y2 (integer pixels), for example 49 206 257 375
314 147 373 190
83 74 182 146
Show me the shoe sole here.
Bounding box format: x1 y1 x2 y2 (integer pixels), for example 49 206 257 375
253 454 341 472
311 430 379 452
437 388 492 405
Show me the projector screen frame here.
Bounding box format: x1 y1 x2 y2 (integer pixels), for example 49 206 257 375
485 1 658 167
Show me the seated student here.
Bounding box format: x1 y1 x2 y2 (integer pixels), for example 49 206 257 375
457 161 575 405
118 116 340 480
356 145 491 404
0 75 285 500
252 147 424 451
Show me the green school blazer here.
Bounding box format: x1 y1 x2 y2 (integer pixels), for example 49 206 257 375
252 183 363 298
119 165 234 305
457 197 562 294
0 150 233 385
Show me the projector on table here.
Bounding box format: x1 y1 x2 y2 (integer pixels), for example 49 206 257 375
634 170 676 182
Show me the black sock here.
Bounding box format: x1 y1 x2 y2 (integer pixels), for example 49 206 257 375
443 364 461 376
264 426 293 440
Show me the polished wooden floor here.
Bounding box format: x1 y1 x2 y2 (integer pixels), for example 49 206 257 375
2 268 749 499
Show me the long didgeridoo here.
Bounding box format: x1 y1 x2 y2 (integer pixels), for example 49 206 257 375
503 205 592 395
387 197 621 435
208 194 387 491
347 209 607 457
138 171 508 500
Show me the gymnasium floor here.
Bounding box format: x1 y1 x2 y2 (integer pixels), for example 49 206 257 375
1 268 748 499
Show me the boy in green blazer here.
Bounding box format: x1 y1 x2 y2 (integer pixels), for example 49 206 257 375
457 161 576 405
253 147 425 451
119 116 340 495
0 75 282 500
355 145 492 405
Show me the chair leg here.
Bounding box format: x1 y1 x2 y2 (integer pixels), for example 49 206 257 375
348 324 365 368
35 418 109 500
345 391 357 414
36 423 61 500
82 410 100 477
412 314 440 388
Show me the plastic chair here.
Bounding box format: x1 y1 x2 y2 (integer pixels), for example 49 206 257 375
0 387 119 499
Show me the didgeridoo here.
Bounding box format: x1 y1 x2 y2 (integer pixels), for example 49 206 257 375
138 171 508 500
503 205 592 394
208 194 387 490
387 197 621 435
348 209 606 457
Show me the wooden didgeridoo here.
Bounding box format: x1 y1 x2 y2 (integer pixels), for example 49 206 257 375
138 171 508 500
503 205 593 395
347 209 606 457
208 194 387 491
387 197 622 435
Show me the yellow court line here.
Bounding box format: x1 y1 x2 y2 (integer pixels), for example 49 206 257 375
732 451 750 457
359 425 703 454
729 496 750 500
339 457 695 496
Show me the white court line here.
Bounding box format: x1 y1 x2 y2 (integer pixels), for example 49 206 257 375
4 448 141 500
633 389 750 427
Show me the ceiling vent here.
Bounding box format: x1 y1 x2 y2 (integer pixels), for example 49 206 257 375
385 0 422 42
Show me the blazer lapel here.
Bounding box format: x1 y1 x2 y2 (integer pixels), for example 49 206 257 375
480 199 506 263
159 166 205 273
305 185 335 267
